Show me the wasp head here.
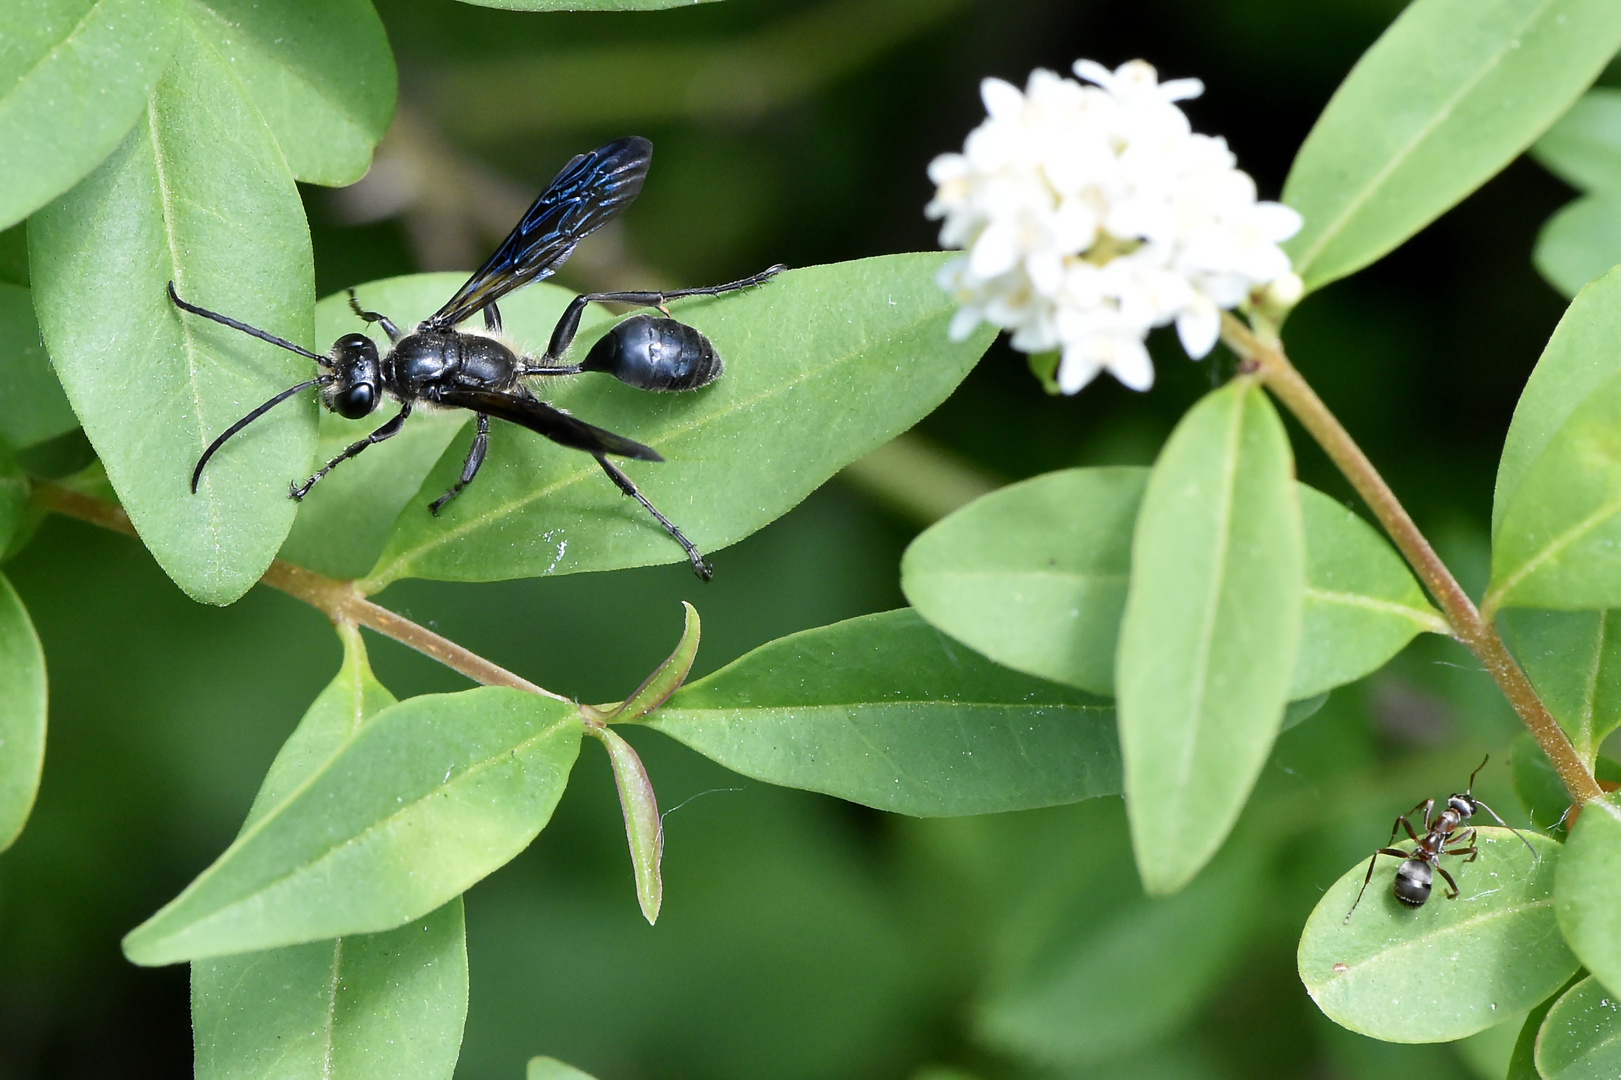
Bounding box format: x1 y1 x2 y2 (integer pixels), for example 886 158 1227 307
326 333 382 419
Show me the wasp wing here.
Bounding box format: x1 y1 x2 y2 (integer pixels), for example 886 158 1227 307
434 387 662 462
427 137 652 330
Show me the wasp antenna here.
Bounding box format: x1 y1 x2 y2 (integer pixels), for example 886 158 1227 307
1472 798 1541 861
168 282 331 366
191 376 331 492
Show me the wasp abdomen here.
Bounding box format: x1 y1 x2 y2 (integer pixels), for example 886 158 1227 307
583 314 723 391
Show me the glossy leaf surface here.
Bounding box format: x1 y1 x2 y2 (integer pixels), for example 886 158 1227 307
0 0 180 230
902 467 1436 699
1533 88 1621 193
1535 975 1621 1079
192 628 469 1080
1555 795 1621 995
1300 830 1574 1041
1501 609 1621 758
0 573 46 853
1534 193 1621 298
1506 974 1584 1080
0 284 77 449
188 0 396 186
647 609 1119 817
1282 0 1621 292
124 687 580 964
1117 381 1303 894
364 254 995 588
30 15 316 605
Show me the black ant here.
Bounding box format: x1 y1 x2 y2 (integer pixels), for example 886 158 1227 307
1344 756 1538 922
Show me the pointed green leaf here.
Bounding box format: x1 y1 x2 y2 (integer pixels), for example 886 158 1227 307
1489 363 1621 611
123 686 580 965
0 0 181 230
1533 88 1621 194
1501 610 1621 759
1507 974 1585 1080
975 849 1261 1067
1299 829 1574 1041
604 600 699 723
1534 192 1621 298
590 726 662 924
1117 381 1303 894
647 609 1119 817
1555 795 1621 996
277 278 475 579
362 254 995 588
192 899 468 1080
1534 974 1621 1079
1282 0 1621 292
30 14 316 605
0 572 46 853
527 1058 598 1080
0 284 77 449
1494 266 1621 536
187 0 395 187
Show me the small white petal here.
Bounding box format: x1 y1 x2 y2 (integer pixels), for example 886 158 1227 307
1176 300 1221 359
970 225 1022 278
1252 200 1304 241
949 306 983 341
1072 59 1114 90
1056 346 1103 394
1158 77 1204 102
1106 336 1156 390
980 77 1025 120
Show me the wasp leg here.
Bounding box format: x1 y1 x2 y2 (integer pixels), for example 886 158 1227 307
594 453 711 580
484 303 502 334
347 288 402 343
542 264 786 362
291 404 412 500
430 413 490 515
1437 864 1463 900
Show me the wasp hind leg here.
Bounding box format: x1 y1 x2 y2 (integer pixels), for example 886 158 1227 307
594 454 711 580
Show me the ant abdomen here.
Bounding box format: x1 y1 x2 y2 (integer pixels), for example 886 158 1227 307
582 314 723 391
1393 860 1432 906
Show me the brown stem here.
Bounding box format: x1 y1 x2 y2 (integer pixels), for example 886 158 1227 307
1220 313 1603 804
33 483 572 707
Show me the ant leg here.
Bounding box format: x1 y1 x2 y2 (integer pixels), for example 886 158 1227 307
429 413 489 515
1391 809 1425 847
542 264 786 361
1437 864 1462 900
1346 847 1414 922
347 288 402 343
484 303 502 334
593 454 711 580
291 405 412 500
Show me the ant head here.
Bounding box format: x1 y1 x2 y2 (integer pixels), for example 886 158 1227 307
1448 794 1477 820
1393 859 1433 906
325 333 382 419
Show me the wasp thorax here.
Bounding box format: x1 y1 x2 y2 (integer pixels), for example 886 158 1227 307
581 314 723 391
328 332 382 419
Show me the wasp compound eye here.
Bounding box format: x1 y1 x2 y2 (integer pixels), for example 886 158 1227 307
582 315 723 391
333 381 377 420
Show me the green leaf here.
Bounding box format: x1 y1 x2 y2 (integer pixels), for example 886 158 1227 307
647 609 1119 817
192 627 468 1080
1535 193 1621 299
123 686 581 965
1512 733 1577 836
192 899 468 1080
187 0 395 187
1506 973 1585 1080
1281 0 1621 292
29 14 316 606
458 0 720 9
1280 692 1329 733
1299 829 1574 1041
362 254 995 589
0 224 27 287
1555 795 1621 996
277 278 475 580
1117 381 1303 895
0 572 46 853
1501 609 1621 759
974 849 1261 1067
1533 88 1621 193
0 284 77 449
528 1058 598 1080
1495 266 1621 535
1534 974 1621 1079
590 726 663 924
603 600 699 722
1489 363 1621 611
902 467 1437 700
0 0 181 230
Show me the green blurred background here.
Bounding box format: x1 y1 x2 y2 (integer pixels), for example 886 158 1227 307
1 0 1611 1076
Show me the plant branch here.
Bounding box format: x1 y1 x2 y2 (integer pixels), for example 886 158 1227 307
1221 313 1603 804
33 483 574 707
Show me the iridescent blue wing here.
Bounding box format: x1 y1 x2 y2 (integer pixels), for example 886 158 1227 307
426 137 652 329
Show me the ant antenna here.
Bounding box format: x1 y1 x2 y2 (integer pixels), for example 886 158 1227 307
1472 797 1542 861
168 282 331 367
1467 754 1490 793
191 376 334 491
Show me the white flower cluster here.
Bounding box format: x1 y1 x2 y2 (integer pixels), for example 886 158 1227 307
927 59 1303 393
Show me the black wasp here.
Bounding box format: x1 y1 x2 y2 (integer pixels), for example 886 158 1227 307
1344 756 1538 921
171 136 784 579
